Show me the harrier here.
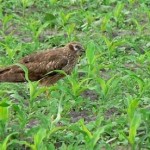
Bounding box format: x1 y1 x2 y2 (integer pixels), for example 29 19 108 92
0 42 84 86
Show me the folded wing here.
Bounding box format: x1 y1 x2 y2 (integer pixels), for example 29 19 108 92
0 51 68 83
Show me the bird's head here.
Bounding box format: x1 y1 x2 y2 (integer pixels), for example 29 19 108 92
67 42 85 56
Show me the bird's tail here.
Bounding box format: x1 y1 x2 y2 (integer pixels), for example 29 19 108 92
0 66 26 82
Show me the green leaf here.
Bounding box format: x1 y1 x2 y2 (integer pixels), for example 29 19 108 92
52 94 63 125
15 63 29 82
114 2 124 20
1 132 18 150
34 128 46 148
80 120 93 139
44 13 55 21
97 78 107 96
100 15 110 32
0 99 10 121
86 42 96 65
36 22 50 38
127 99 139 123
130 74 144 95
91 127 105 148
128 112 141 145
0 102 10 107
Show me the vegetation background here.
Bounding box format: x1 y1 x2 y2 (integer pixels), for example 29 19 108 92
0 0 150 149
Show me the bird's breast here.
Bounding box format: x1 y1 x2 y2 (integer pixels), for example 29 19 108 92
63 55 78 74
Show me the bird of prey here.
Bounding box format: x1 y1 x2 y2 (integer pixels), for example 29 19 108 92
0 42 84 86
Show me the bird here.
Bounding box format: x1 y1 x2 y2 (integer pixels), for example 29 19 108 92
0 42 85 86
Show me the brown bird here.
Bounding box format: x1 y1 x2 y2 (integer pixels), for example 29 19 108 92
0 42 84 86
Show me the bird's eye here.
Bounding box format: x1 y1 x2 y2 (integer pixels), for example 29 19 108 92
74 45 81 51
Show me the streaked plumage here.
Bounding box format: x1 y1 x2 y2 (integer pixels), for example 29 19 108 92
0 42 84 86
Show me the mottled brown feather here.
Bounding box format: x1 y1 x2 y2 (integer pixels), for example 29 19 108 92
0 42 84 86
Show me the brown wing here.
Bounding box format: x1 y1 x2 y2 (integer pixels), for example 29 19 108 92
0 50 68 82
0 65 25 82
24 55 68 81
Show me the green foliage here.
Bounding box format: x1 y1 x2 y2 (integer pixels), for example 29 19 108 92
125 98 141 149
0 0 150 149
0 132 18 150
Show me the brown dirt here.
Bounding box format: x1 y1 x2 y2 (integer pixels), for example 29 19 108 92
81 89 99 101
69 110 96 123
